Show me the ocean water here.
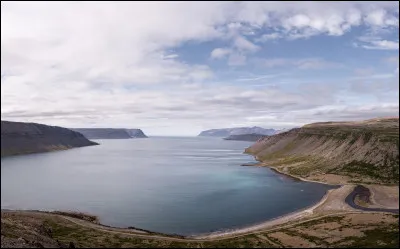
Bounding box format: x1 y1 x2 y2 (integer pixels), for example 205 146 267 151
1 137 334 235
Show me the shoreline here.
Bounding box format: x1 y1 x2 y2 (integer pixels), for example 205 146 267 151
1 186 338 240
1 188 333 240
3 184 398 241
267 165 340 186
1 158 345 240
2 155 396 241
192 186 334 239
244 152 339 186
186 157 344 238
0 167 343 241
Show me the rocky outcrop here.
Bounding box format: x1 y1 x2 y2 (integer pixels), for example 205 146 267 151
1 121 98 157
245 118 399 184
198 126 278 137
70 128 148 139
1 211 77 248
224 133 269 142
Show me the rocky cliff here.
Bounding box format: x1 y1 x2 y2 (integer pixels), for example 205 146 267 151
1 121 98 157
70 128 148 139
224 133 268 142
125 129 148 138
245 118 399 184
198 126 278 137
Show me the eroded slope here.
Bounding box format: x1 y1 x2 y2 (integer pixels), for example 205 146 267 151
245 118 399 184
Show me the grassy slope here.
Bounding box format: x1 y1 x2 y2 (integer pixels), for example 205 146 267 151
245 118 399 184
1 211 398 248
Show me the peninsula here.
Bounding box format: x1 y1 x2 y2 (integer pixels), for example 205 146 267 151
70 128 148 139
1 121 98 157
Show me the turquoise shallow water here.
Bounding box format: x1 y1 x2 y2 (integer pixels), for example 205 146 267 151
1 136 334 235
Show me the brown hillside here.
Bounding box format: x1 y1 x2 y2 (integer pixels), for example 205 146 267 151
245 118 399 184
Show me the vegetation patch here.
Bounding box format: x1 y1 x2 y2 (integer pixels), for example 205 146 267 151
337 160 399 184
293 215 345 228
334 224 399 248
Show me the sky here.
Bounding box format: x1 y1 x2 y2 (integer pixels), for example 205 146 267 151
1 1 399 136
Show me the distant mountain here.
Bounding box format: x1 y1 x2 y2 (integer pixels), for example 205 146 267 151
198 126 278 137
1 120 98 157
224 133 269 142
125 129 148 138
70 128 148 139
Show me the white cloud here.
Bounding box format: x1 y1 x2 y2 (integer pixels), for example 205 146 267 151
209 36 258 65
209 36 258 66
1 1 399 135
255 33 281 42
295 103 399 121
252 2 397 41
363 40 399 50
356 35 399 50
364 9 399 27
163 54 179 59
208 1 398 64
233 36 259 52
210 48 231 59
365 9 387 26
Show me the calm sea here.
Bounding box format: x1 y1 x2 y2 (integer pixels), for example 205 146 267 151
1 137 334 235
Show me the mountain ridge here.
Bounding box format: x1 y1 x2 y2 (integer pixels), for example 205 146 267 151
245 117 399 184
1 120 98 157
70 128 148 139
198 126 280 137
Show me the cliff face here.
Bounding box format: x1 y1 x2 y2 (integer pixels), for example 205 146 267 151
198 127 277 137
1 121 98 157
245 118 399 184
224 133 268 142
70 128 148 139
125 129 148 138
